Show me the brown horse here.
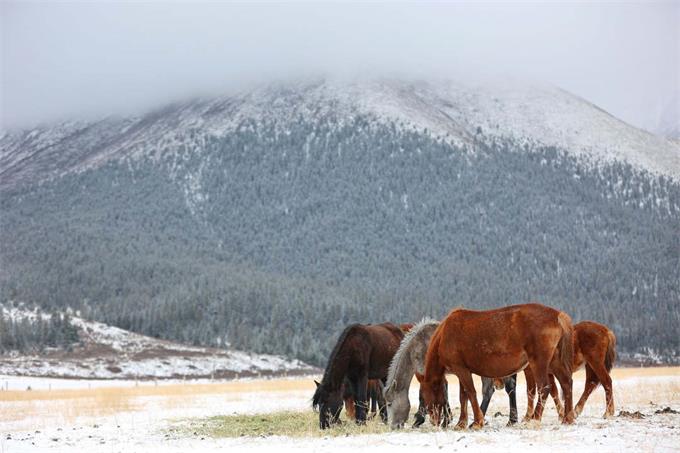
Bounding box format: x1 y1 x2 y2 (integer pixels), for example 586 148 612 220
524 320 616 420
344 320 412 420
312 323 404 429
421 303 575 429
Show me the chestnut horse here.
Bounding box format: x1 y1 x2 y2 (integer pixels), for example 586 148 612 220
421 303 575 429
524 320 617 420
312 323 404 429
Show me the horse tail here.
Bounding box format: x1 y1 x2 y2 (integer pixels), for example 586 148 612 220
605 329 617 372
556 311 574 375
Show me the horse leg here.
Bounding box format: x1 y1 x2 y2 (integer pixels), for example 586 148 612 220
345 395 356 420
443 379 452 426
548 374 564 420
574 364 598 417
479 377 495 417
523 368 536 422
354 375 369 425
505 374 518 425
457 370 484 429
369 383 378 419
377 381 388 423
529 359 551 423
413 388 426 427
588 360 615 418
454 381 469 430
551 365 575 424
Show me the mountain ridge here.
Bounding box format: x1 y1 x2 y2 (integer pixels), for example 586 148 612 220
2 78 679 192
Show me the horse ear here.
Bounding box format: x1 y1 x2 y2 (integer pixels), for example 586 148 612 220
314 380 320 388
378 380 386 394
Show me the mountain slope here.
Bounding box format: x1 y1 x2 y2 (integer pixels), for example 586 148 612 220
1 78 679 365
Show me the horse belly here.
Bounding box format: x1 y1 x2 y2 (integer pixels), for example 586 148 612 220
462 349 527 379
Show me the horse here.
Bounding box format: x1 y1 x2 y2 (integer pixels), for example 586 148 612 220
343 378 385 421
384 319 517 429
523 320 617 420
312 322 404 429
384 319 447 429
421 303 575 429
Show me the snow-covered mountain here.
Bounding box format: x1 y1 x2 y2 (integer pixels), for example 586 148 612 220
1 77 679 366
0 305 317 379
2 78 678 191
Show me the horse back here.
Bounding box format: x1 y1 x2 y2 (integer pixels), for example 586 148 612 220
360 323 404 379
573 320 616 371
437 303 567 377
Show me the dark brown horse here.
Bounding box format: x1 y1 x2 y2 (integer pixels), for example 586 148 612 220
421 303 575 429
312 323 404 429
524 320 617 420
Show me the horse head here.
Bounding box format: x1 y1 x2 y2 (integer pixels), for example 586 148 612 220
384 381 410 429
312 380 343 429
421 378 450 427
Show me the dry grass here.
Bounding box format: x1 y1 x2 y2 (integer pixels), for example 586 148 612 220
174 411 392 438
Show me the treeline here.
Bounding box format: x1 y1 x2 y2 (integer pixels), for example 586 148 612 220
0 304 80 353
1 114 678 365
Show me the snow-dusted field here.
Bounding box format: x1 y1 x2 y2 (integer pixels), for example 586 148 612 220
1 367 679 453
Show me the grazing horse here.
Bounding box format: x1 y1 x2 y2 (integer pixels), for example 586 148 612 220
312 323 404 429
421 303 575 429
524 320 617 420
384 319 449 429
385 319 517 429
343 378 385 421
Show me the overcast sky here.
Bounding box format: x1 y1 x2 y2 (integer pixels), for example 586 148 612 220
1 1 678 133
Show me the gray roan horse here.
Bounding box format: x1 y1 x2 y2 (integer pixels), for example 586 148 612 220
384 319 518 429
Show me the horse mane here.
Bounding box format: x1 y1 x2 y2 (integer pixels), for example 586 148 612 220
321 324 360 385
313 323 362 409
386 318 437 391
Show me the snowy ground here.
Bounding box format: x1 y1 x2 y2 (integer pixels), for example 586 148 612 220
1 367 679 453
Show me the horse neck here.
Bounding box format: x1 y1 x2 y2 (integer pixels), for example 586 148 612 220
322 337 353 390
388 332 423 392
326 357 350 390
423 330 446 384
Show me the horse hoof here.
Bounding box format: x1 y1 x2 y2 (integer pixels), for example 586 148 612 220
469 422 484 430
523 419 541 429
562 413 576 425
507 420 518 427
454 422 467 431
